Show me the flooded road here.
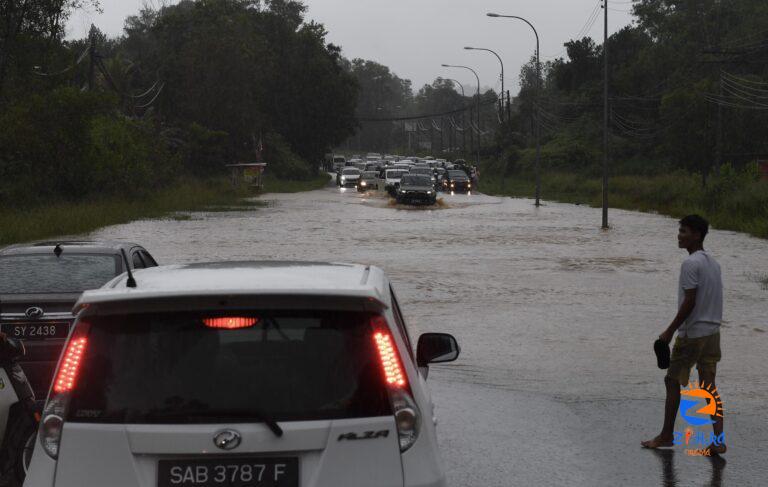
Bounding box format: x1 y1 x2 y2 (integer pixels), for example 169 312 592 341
84 183 767 486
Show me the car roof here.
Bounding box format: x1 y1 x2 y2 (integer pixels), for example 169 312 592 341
77 261 389 306
0 240 144 256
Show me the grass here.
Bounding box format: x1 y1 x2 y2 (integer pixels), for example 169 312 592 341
260 174 331 193
0 173 332 246
481 171 768 239
0 179 253 246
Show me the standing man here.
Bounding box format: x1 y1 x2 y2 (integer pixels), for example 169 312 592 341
642 215 725 454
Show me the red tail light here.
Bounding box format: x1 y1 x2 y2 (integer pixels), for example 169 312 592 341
372 318 407 388
203 317 259 329
53 337 88 393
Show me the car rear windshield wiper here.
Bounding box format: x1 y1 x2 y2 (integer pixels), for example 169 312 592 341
146 409 284 437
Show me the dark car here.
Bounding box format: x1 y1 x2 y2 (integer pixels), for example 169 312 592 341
0 241 157 397
396 175 437 205
443 169 472 193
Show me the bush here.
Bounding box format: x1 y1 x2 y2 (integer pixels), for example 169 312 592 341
263 132 313 180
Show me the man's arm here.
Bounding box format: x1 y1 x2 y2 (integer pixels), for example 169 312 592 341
660 288 697 343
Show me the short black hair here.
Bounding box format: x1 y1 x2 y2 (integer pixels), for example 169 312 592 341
680 214 709 242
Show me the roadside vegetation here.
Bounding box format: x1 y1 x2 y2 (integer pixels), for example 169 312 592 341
0 1 355 245
0 179 255 246
479 164 768 239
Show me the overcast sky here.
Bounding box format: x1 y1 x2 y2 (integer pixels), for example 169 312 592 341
68 0 635 94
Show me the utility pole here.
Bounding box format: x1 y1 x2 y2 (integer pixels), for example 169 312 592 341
87 25 96 91
601 1 609 229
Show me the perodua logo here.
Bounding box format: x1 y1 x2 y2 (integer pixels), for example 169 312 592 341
213 430 242 450
25 307 44 318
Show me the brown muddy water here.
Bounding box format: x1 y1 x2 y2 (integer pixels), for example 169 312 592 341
82 184 767 486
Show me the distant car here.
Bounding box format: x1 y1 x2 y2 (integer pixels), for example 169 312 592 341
25 262 460 487
443 170 471 193
396 175 437 205
338 167 361 188
408 167 437 188
385 169 409 196
0 241 157 398
358 171 380 191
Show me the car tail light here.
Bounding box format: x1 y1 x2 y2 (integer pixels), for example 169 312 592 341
53 338 87 393
203 317 258 329
371 316 420 452
41 322 91 459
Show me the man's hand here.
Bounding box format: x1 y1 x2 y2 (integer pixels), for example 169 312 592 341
659 329 674 344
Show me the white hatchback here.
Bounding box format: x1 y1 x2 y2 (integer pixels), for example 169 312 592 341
24 262 460 487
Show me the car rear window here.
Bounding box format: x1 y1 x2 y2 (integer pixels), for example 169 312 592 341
0 254 120 294
67 310 392 423
401 176 432 186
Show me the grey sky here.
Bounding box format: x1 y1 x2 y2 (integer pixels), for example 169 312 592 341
68 0 635 94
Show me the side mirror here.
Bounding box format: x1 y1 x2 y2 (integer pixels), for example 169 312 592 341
417 333 460 368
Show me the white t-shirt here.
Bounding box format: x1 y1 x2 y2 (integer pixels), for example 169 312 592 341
677 250 723 338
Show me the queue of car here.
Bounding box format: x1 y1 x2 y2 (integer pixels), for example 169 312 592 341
0 239 461 487
334 154 475 204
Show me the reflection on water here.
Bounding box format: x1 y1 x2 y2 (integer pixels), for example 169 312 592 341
651 449 726 487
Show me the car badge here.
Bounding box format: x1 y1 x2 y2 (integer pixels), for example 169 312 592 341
25 307 44 319
213 429 242 450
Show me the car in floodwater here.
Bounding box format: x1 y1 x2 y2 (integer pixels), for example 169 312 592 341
408 167 437 189
337 167 361 188
0 241 157 398
24 261 460 487
384 169 409 196
357 171 380 191
396 175 437 205
443 170 471 194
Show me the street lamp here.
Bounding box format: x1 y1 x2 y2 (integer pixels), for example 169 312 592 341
488 12 542 207
442 64 481 169
464 46 505 121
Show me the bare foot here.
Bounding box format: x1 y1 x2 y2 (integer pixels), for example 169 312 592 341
641 435 674 449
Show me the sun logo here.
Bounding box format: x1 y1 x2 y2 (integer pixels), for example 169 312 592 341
679 381 724 427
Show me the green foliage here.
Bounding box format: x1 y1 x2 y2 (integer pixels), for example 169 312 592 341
0 179 252 246
263 132 312 180
0 87 179 207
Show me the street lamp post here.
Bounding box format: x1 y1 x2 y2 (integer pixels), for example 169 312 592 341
464 46 505 122
488 12 542 207
442 64 481 169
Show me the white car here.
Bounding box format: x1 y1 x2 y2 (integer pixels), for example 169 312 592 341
384 169 409 196
338 167 361 188
25 262 460 487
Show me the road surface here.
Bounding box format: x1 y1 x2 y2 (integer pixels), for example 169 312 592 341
82 184 768 486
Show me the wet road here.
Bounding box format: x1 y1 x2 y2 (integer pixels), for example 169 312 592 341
83 182 767 486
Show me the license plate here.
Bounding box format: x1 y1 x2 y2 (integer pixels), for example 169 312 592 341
158 457 298 487
1 322 69 340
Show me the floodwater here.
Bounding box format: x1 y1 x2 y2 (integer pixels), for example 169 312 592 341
84 182 768 486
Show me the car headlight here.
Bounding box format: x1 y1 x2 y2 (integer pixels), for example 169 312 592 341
427 191 432 195
400 190 406 194
361 181 367 186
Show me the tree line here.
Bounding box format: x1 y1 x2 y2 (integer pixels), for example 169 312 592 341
0 0 358 209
